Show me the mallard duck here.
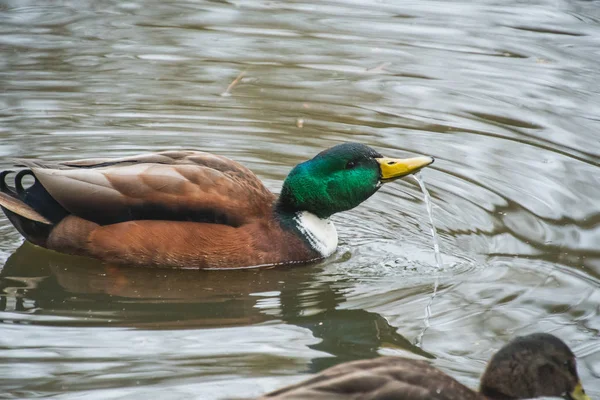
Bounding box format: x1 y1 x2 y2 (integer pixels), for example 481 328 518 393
0 143 433 269
259 333 590 400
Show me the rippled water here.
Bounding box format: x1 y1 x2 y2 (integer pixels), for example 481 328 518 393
1 1 599 398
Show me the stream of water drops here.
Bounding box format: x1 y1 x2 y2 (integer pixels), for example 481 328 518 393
413 172 442 347
414 172 443 269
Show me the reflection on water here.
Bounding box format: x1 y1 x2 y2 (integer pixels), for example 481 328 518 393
1 243 433 395
1 0 599 398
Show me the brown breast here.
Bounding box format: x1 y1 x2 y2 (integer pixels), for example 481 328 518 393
48 214 321 269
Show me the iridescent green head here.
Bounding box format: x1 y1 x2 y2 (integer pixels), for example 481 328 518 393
277 143 433 218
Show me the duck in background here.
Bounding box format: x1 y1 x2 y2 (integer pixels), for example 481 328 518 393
258 333 590 400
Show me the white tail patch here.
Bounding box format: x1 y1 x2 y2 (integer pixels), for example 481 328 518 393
293 211 338 257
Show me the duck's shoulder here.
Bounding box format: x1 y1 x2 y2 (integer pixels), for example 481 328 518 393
260 357 484 400
18 150 275 226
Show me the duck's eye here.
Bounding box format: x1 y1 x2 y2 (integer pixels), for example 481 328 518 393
345 160 357 169
565 360 577 375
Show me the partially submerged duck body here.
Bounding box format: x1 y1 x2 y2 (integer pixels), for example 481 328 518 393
0 143 433 269
259 333 590 400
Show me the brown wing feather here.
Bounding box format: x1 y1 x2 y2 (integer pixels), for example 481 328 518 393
17 151 275 226
0 192 51 224
259 357 483 400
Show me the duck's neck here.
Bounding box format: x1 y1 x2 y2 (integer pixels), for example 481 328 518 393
275 206 338 258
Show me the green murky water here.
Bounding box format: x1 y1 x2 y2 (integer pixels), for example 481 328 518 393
0 1 598 398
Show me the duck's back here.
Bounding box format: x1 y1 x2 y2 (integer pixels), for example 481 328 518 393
11 150 276 226
259 357 484 400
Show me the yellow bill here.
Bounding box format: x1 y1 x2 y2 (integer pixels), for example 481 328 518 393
571 381 590 400
376 156 434 182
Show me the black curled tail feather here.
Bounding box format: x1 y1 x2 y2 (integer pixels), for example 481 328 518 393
15 170 32 194
0 170 16 196
11 170 68 223
0 169 68 247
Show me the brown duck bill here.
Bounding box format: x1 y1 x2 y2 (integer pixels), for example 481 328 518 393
376 156 435 182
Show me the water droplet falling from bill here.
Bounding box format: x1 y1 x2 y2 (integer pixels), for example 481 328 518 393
412 171 442 347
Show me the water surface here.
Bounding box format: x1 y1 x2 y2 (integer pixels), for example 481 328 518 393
0 1 599 398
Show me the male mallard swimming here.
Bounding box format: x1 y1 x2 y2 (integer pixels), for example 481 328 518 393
0 143 433 269
259 333 590 400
